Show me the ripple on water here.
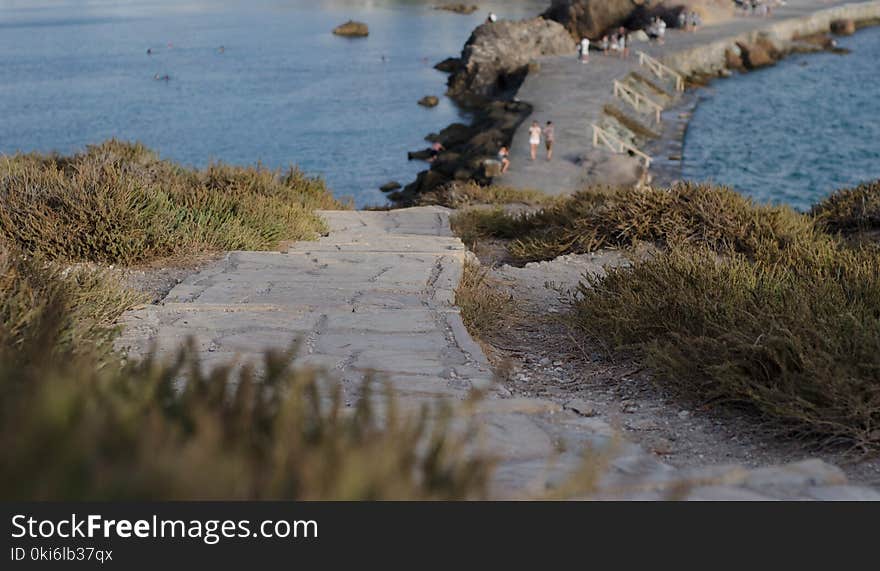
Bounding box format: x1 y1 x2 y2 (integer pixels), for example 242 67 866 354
683 26 880 211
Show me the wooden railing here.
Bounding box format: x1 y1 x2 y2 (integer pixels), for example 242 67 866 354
613 80 663 124
637 51 685 92
591 124 652 169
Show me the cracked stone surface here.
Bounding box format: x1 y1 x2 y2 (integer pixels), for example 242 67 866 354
119 207 880 500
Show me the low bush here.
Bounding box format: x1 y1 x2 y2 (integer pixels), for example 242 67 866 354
0 342 492 500
416 181 556 209
0 244 492 500
0 241 141 361
812 179 880 236
455 260 515 339
0 140 343 265
454 183 816 263
573 233 880 448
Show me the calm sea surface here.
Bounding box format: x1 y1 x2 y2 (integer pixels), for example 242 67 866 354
0 0 545 206
683 25 880 211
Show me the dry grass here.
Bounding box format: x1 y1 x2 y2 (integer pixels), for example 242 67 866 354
454 183 815 264
415 181 556 209
452 181 880 448
812 179 880 236
0 341 493 500
0 241 493 500
0 241 142 361
455 260 515 339
0 140 344 265
574 240 880 449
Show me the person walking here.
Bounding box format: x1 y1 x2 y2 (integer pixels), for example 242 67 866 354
528 121 542 161
578 37 590 63
543 121 555 161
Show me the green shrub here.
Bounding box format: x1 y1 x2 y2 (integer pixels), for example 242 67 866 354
0 140 343 265
812 179 880 236
574 241 880 447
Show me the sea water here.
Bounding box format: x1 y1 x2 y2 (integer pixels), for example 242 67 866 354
0 0 546 207
682 25 880 211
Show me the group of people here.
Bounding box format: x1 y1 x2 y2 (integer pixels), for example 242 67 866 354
735 0 779 17
493 120 554 175
678 10 703 31
578 27 632 63
646 16 667 44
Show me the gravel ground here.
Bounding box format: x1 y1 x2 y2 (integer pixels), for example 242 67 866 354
117 252 223 304
477 250 880 487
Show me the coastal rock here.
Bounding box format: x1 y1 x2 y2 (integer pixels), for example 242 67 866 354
830 19 856 36
434 57 462 73
397 100 533 203
435 3 479 15
736 41 774 69
332 21 369 37
418 95 440 107
447 17 575 103
543 0 637 40
379 181 402 192
426 123 477 148
724 47 745 71
407 149 434 161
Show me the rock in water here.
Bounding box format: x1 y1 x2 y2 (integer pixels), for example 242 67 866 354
736 41 774 69
418 95 440 108
830 19 856 36
333 21 369 37
434 57 462 73
447 17 575 103
380 181 402 192
435 3 479 15
543 0 637 40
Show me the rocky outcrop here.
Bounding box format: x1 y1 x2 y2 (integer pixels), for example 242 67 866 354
332 21 369 37
830 18 856 36
543 0 637 40
446 18 575 105
736 40 774 69
379 181 402 192
391 100 533 204
418 95 440 107
434 57 462 73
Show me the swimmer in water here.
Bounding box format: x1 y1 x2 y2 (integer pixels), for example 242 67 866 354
154 73 170 81
218 46 225 53
147 48 152 55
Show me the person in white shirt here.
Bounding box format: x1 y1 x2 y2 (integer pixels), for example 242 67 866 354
528 121 542 161
579 37 590 63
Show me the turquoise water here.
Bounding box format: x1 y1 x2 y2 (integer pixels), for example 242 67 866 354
0 0 544 207
683 26 880 211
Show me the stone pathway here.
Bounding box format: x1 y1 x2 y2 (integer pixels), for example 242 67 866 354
499 0 878 194
118 208 880 499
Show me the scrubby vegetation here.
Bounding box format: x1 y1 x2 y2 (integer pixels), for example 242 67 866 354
0 241 493 500
812 179 880 236
455 260 515 339
453 183 814 263
0 142 494 500
415 181 557 209
0 140 343 265
0 242 141 361
455 181 880 449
